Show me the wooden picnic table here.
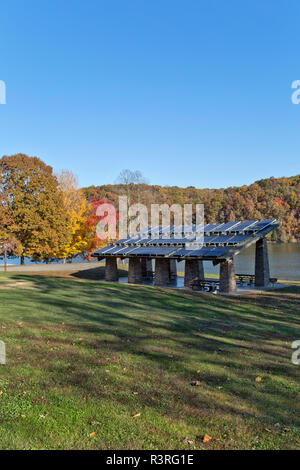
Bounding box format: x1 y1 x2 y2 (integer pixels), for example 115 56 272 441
236 274 278 287
235 273 255 285
189 278 219 292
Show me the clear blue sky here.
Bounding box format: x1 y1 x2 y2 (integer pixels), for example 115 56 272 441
0 0 299 189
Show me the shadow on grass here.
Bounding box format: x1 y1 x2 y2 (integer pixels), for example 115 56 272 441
71 265 128 281
3 273 300 428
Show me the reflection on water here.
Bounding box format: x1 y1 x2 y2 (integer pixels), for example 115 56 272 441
176 243 300 281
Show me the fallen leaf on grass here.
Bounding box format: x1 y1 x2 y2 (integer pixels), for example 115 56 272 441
20 414 26 418
191 381 201 386
264 428 272 433
133 392 139 395
91 421 100 425
255 376 262 383
183 438 194 445
90 432 96 438
203 434 212 443
132 413 141 418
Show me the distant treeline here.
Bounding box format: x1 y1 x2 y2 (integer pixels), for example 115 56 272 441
83 175 300 242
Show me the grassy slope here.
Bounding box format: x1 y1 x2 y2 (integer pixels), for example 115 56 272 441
0 272 299 450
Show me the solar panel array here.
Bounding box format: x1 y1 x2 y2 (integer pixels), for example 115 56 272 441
93 219 279 260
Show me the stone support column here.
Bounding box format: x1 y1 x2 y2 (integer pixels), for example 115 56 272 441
169 259 177 281
184 259 200 288
105 257 119 282
128 258 143 284
198 260 205 281
255 238 270 287
154 259 170 286
219 258 237 293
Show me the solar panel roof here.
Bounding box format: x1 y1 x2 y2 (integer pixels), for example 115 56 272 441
204 223 223 232
184 247 230 257
125 237 151 245
213 221 241 232
208 235 235 244
228 234 251 244
105 246 136 255
93 245 115 254
207 247 230 257
250 219 276 231
115 237 132 245
232 220 258 231
186 247 214 257
93 219 279 260
204 236 218 243
171 248 193 257
129 246 178 256
147 238 187 245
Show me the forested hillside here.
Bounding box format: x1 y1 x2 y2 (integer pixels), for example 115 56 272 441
83 175 300 242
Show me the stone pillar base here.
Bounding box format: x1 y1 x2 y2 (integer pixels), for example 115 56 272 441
141 258 153 279
154 259 170 286
184 259 199 288
105 257 119 282
128 258 143 284
169 259 177 281
255 238 270 287
219 258 237 293
198 260 205 281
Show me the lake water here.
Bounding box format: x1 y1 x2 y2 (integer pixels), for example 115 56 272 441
177 243 300 281
2 243 300 281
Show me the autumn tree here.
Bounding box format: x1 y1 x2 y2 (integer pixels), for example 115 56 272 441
0 154 69 264
56 170 90 262
82 175 300 243
84 198 113 260
0 234 22 271
115 169 148 204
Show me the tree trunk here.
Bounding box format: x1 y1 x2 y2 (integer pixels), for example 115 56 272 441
20 256 25 265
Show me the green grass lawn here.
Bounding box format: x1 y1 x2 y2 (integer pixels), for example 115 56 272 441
0 271 299 450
